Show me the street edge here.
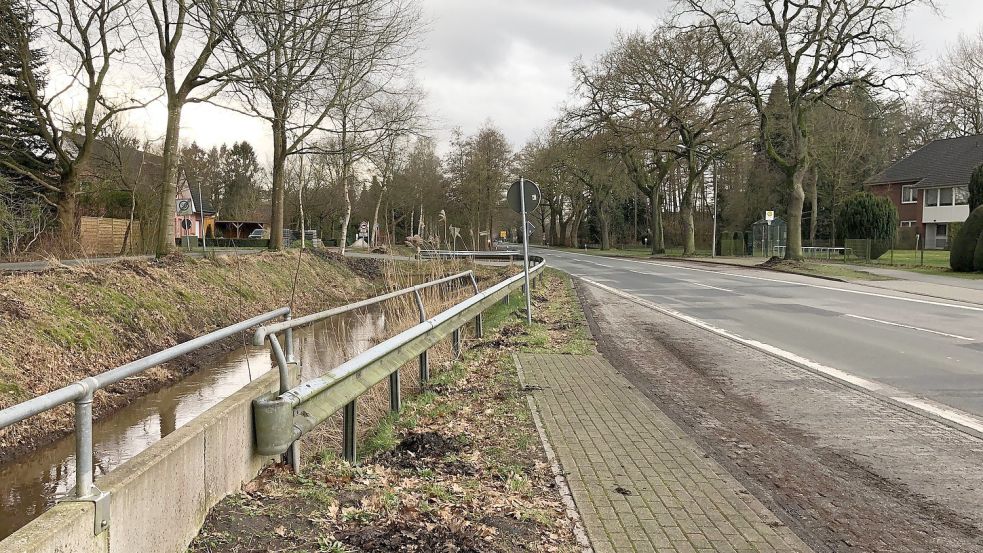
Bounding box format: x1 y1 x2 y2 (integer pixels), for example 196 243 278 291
513 352 594 553
578 277 983 443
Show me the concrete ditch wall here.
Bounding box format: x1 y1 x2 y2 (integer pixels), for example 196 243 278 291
1 371 279 553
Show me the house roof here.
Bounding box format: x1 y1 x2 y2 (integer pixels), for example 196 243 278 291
187 180 217 215
866 134 983 188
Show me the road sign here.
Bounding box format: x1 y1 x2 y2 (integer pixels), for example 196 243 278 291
765 210 775 223
524 221 535 236
181 218 192 230
508 179 541 214
176 199 193 215
499 230 507 239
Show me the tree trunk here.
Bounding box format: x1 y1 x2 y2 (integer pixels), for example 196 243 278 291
339 176 352 254
371 186 383 246
549 204 559 246
55 171 80 249
809 171 818 245
649 187 665 254
599 208 610 250
269 116 287 251
570 211 583 249
156 102 182 256
785 168 806 260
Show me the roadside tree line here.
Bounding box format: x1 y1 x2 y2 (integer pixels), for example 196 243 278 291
0 0 423 256
520 0 980 259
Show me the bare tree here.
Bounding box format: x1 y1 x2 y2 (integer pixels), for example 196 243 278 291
146 0 253 255
1 0 157 247
678 0 924 259
228 0 419 251
926 28 983 137
615 26 752 254
567 55 678 253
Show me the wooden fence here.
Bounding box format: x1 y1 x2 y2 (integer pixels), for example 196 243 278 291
79 217 142 256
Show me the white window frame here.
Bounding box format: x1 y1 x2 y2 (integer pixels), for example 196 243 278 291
925 188 940 207
900 220 916 228
901 185 917 204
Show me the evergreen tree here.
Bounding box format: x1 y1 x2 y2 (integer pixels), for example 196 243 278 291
220 142 262 219
0 0 51 184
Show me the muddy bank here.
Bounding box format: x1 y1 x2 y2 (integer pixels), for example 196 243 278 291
0 251 502 462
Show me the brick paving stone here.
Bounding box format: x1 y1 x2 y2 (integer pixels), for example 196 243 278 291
519 353 812 553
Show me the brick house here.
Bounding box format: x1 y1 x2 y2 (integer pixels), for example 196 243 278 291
865 135 983 249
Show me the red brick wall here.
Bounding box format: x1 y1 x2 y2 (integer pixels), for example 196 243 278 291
866 182 922 228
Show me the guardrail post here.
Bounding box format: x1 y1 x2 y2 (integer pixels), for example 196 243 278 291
70 384 111 534
75 391 94 498
343 401 357 463
475 313 483 338
284 311 294 363
452 328 461 357
414 288 429 384
389 370 400 412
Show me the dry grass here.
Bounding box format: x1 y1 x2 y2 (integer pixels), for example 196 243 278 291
0 251 509 462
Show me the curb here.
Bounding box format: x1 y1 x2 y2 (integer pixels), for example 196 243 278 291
514 353 594 553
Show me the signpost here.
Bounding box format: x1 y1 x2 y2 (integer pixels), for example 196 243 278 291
507 178 540 325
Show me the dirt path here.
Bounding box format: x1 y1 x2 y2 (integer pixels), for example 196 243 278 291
576 281 983 553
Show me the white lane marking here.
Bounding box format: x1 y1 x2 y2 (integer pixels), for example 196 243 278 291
550 250 983 313
843 314 975 341
580 277 983 438
690 282 734 293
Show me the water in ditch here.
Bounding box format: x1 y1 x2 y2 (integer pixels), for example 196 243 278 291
0 308 387 540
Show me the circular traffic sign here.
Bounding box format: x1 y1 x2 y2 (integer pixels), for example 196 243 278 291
507 179 541 214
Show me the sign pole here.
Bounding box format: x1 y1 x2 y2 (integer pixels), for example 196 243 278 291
520 177 532 325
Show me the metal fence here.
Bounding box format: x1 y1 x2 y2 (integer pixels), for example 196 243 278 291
0 254 539 536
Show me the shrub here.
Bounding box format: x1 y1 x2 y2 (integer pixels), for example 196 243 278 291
836 192 899 259
948 221 964 251
975 233 983 272
951 205 983 271
971 164 983 212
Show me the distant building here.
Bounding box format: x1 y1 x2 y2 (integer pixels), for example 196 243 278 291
865 135 983 249
174 172 218 244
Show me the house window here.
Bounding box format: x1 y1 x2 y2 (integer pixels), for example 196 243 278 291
940 187 954 206
925 188 939 207
955 186 970 205
901 186 917 204
900 220 916 227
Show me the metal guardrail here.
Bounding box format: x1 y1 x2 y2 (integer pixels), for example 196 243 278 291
252 254 546 465
0 306 292 535
418 249 525 260
250 269 480 469
0 267 486 536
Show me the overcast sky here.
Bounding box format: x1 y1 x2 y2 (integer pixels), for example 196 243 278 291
150 0 983 162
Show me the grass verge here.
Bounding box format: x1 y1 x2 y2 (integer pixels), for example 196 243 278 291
189 268 589 552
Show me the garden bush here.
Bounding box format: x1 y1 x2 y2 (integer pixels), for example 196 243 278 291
836 192 899 259
975 232 983 272
950 205 983 272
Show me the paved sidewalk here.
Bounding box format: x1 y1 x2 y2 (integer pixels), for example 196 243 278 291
518 353 812 553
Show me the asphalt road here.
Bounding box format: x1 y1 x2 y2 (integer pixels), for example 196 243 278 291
536 247 983 420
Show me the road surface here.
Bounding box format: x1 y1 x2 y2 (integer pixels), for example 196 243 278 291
536 247 983 421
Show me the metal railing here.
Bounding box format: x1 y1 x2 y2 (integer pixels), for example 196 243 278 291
0 268 488 536
0 307 292 534
252 254 546 465
250 269 481 469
